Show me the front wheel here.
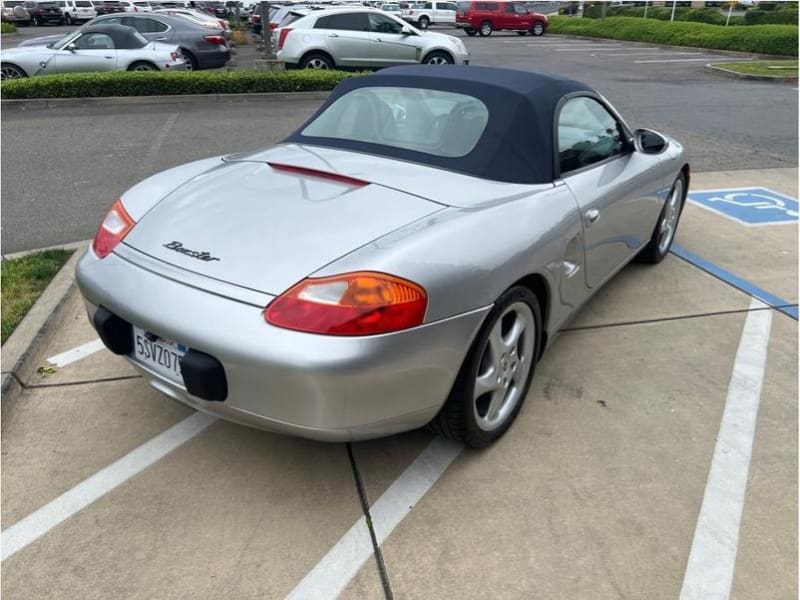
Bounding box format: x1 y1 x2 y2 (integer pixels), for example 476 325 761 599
478 20 492 36
637 173 686 264
530 21 545 36
417 15 429 29
429 286 541 448
1 63 27 80
423 50 453 65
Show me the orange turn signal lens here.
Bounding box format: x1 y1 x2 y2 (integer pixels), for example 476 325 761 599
265 272 427 336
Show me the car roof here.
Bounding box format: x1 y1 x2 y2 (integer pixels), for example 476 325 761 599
286 65 595 184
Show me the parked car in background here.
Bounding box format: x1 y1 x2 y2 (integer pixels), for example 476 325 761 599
401 0 455 29
25 0 64 24
93 0 133 14
380 3 401 14
277 7 468 69
58 0 96 23
88 12 230 69
197 0 227 17
1 0 31 23
154 7 231 39
455 1 547 36
1 23 185 78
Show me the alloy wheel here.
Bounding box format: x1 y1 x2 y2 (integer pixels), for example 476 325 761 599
472 301 535 432
657 177 683 254
305 58 330 69
1 65 24 80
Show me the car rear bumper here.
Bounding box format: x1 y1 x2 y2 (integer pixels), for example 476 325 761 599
194 45 231 69
76 248 489 442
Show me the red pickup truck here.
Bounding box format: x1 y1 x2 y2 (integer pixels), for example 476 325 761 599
455 1 548 37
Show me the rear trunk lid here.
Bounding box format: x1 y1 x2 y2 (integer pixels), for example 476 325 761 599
122 159 443 296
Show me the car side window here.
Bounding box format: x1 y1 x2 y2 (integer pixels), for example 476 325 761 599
73 32 115 49
513 3 527 14
558 96 626 174
139 17 168 31
424 1 431 7
315 12 369 31
368 13 402 34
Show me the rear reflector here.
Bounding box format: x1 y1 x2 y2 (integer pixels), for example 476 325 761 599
267 162 369 187
203 34 225 45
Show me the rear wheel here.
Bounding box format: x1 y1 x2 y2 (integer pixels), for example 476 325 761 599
1 63 27 80
478 20 492 36
180 49 197 70
128 61 158 71
417 15 429 29
637 173 686 264
429 286 541 448
530 21 545 36
423 50 453 65
299 52 333 69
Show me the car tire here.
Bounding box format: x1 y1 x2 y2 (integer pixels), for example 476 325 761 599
515 30 526 35
429 285 542 448
464 27 476 36
417 15 429 29
180 49 197 70
32 15 40 25
299 52 334 70
530 21 545 36
478 20 492 36
1 63 27 80
637 172 687 264
128 61 158 71
64 13 72 24
423 50 453 65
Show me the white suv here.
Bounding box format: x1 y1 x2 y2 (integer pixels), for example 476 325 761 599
59 0 95 23
401 0 455 30
276 7 469 69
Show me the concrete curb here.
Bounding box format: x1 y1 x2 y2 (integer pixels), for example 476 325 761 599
706 63 798 84
1 245 86 402
2 238 92 260
548 33 790 60
1 90 332 112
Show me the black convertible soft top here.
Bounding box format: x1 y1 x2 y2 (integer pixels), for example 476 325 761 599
286 65 594 184
78 24 148 49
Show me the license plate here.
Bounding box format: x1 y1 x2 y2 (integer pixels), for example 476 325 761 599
132 325 187 385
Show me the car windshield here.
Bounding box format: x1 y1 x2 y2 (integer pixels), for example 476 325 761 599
38 2 58 6
4 1 25 5
302 87 489 158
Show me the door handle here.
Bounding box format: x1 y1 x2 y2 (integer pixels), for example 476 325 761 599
375 37 382 42
328 32 338 37
585 209 600 224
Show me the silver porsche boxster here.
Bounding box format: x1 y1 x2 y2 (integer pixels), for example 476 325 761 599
76 66 689 447
0 24 185 79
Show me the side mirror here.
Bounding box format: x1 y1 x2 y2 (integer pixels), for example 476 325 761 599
634 128 667 154
66 42 77 51
400 25 413 35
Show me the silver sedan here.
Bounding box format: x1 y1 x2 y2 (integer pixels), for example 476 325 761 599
0 23 185 78
76 66 689 448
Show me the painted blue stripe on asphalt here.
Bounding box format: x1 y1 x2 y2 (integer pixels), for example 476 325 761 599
671 243 798 321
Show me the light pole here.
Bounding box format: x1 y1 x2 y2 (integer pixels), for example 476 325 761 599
643 0 649 19
726 1 734 26
670 0 677 22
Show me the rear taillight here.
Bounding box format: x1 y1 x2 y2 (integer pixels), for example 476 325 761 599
268 21 277 29
92 199 135 259
203 34 225 45
265 272 427 336
170 51 178 60
277 27 292 50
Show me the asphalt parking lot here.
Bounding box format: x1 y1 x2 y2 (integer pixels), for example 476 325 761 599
2 25 798 600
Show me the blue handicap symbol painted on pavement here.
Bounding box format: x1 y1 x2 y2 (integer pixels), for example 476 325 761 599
688 187 799 226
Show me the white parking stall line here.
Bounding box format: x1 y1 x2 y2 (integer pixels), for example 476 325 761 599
287 437 464 599
595 52 704 57
679 298 773 600
558 47 658 52
635 58 745 63
0 412 217 562
47 338 105 368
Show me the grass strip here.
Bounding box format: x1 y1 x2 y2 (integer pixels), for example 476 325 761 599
1 249 74 344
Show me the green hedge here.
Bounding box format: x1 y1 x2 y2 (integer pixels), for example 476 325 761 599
744 8 799 25
1 22 17 33
548 16 797 56
0 69 361 99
